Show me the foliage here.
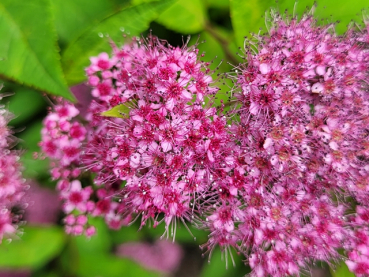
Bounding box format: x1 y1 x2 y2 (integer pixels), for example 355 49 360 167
0 226 65 269
1 0 369 276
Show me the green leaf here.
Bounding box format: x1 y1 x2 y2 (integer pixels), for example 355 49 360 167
73 217 112 253
277 0 369 34
61 0 176 85
51 0 130 49
101 103 130 118
144 222 209 244
6 87 46 126
17 120 50 179
230 0 274 46
32 271 60 277
110 226 144 245
330 261 356 277
0 226 65 269
190 27 238 105
156 0 207 34
17 121 43 153
196 27 238 70
202 0 229 9
59 217 114 276
200 247 243 277
131 0 158 5
0 0 74 101
20 151 50 180
230 0 369 47
77 253 161 277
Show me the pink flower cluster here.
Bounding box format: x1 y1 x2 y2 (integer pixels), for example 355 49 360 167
222 13 369 277
40 14 369 277
86 37 231 234
41 36 233 237
40 101 96 236
0 98 27 242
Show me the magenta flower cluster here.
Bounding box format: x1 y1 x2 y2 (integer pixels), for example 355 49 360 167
40 36 232 237
0 97 27 242
40 14 369 277
227 14 369 276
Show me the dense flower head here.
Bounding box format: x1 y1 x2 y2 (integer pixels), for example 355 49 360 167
39 15 369 277
219 10 369 277
0 96 27 242
41 36 231 236
85 36 234 234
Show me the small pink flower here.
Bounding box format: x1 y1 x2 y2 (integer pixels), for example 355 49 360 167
0 102 27 242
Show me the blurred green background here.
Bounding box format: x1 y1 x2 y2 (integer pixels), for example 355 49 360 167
0 0 368 276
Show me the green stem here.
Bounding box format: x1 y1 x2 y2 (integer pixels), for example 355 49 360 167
203 21 240 65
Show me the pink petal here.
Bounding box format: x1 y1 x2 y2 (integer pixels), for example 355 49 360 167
259 63 270 74
161 141 172 152
311 83 324 93
207 150 214 162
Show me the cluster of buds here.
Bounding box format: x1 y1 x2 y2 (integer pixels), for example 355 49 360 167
40 11 369 277
0 93 27 242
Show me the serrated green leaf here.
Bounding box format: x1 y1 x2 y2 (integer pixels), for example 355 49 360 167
0 226 65 269
330 261 356 277
62 0 176 85
156 0 207 34
101 103 130 118
51 0 130 49
0 0 74 101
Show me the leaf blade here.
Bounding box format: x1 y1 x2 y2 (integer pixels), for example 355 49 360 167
0 0 74 100
0 226 65 269
230 0 274 46
6 87 46 126
156 0 207 34
61 0 177 85
51 0 130 49
330 261 356 277
230 0 369 48
101 104 131 118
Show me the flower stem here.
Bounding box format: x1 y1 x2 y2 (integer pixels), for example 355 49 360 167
204 21 240 65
